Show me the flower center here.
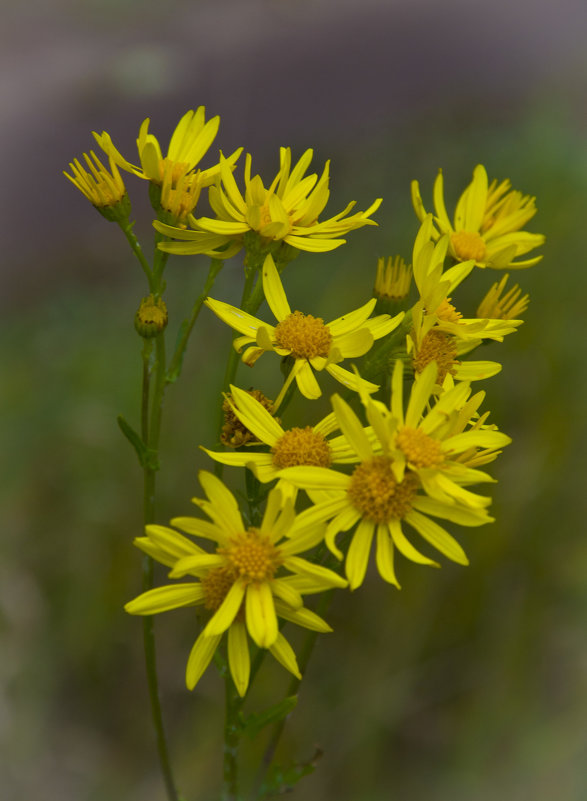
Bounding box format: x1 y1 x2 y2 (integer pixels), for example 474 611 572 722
435 298 462 323
158 157 190 185
413 329 459 383
201 566 238 610
347 456 419 523
272 427 332 469
274 311 333 359
451 231 487 262
395 427 444 468
220 529 282 583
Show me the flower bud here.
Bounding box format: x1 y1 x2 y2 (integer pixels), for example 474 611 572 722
135 295 168 338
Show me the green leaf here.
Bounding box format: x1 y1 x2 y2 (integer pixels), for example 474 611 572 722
117 415 159 470
260 747 323 798
241 695 298 740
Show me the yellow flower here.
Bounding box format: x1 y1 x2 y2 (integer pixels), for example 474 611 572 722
412 215 524 344
477 273 530 320
125 472 346 696
205 254 404 399
94 108 228 184
411 164 545 269
277 362 508 589
63 150 129 220
374 255 412 301
154 147 382 257
202 384 359 498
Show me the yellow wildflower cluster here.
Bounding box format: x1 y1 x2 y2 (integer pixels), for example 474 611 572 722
66 110 543 701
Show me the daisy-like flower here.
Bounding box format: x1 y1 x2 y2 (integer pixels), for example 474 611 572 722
411 164 545 269
205 253 404 400
63 150 129 221
277 361 508 589
153 147 382 258
94 108 232 184
413 214 523 332
202 384 360 499
125 473 347 696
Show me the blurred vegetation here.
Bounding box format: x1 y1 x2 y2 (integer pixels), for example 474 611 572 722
2 95 587 801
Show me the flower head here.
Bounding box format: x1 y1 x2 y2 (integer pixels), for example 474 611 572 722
125 472 346 695
203 384 360 498
205 254 404 399
411 165 545 269
154 148 382 258
63 150 129 221
277 361 509 589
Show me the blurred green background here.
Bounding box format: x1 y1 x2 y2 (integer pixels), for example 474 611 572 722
2 0 587 799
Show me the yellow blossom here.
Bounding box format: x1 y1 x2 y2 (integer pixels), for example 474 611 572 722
154 147 382 258
205 254 404 400
477 273 530 320
411 164 545 269
277 362 509 589
63 150 129 220
374 255 413 301
125 473 346 695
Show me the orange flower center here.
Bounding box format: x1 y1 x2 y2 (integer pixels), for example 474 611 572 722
220 529 282 584
274 311 332 359
347 456 419 523
272 427 332 469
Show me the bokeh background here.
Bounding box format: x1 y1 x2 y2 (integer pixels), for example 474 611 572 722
2 0 587 799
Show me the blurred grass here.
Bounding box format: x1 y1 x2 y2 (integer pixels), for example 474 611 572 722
2 97 587 800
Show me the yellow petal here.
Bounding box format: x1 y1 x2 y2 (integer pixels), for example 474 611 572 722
262 254 291 321
228 621 250 697
268 632 301 679
346 519 375 590
125 584 204 615
245 583 278 648
186 632 221 690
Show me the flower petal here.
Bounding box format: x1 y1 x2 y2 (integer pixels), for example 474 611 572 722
245 582 278 648
228 620 250 697
186 632 222 690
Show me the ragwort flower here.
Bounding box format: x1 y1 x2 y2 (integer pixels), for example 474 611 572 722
202 384 360 498
125 472 346 696
277 362 508 589
154 147 382 258
411 164 544 269
205 254 404 399
63 150 129 221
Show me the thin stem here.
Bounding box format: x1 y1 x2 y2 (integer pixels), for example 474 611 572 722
167 258 224 384
140 336 179 801
119 220 156 292
250 588 336 799
223 672 241 801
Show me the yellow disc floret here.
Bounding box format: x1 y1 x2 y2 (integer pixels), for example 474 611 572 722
221 529 282 583
451 231 487 262
274 311 333 359
272 427 332 469
347 456 419 523
396 427 444 468
413 329 459 383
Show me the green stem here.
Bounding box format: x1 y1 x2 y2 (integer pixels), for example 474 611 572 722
251 587 336 799
140 335 179 801
119 220 156 292
223 672 241 801
167 258 224 384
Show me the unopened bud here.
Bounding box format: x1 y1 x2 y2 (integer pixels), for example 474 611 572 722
135 295 168 338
